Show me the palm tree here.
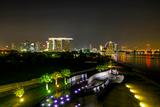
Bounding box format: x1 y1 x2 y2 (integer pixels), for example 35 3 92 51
96 65 101 72
61 69 71 85
52 72 62 87
40 73 52 90
96 65 105 72
108 60 115 68
14 88 24 98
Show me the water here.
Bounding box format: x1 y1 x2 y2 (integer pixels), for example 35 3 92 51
116 53 160 83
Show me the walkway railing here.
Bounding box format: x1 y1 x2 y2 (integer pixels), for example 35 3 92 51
0 67 96 93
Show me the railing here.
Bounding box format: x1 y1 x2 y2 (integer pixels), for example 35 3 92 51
0 67 96 93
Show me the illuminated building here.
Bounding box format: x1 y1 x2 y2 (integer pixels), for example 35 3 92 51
63 40 71 51
47 37 73 51
11 43 15 50
20 41 37 52
99 45 103 51
103 41 118 55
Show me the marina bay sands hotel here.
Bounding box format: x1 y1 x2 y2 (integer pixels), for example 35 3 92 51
46 37 73 52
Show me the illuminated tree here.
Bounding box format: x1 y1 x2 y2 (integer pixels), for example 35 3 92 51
61 69 71 85
108 60 115 69
40 73 52 90
96 65 105 72
14 88 24 98
52 72 62 87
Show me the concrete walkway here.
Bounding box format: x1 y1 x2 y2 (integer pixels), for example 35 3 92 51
66 71 160 107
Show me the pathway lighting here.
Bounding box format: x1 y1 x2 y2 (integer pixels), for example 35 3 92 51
66 98 70 101
139 102 148 107
60 101 64 105
65 95 69 98
134 95 143 100
19 98 24 103
54 99 58 103
130 89 138 93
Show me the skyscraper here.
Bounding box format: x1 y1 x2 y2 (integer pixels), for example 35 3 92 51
47 37 73 52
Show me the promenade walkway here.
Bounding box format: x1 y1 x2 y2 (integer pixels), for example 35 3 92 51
0 67 96 94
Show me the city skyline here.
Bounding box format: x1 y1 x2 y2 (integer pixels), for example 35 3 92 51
0 0 160 48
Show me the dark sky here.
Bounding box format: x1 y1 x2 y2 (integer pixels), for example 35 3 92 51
0 0 160 48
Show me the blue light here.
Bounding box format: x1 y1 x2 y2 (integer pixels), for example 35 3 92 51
41 103 45 106
50 96 54 98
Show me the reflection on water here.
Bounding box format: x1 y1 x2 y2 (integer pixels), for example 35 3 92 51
146 55 151 69
117 53 160 72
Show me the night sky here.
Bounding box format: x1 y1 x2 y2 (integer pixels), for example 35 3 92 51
0 0 160 48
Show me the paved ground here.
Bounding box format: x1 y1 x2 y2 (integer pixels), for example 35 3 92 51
0 85 47 107
66 72 160 107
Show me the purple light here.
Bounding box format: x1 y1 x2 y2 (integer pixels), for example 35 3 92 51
66 98 70 101
54 104 58 107
60 97 64 100
60 101 64 105
78 88 81 91
74 90 78 94
65 95 69 98
54 99 58 103
78 103 81 106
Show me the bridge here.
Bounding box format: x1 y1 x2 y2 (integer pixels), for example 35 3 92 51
100 41 160 55
119 49 160 55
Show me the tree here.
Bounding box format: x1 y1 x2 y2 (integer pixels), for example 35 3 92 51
96 65 105 72
52 72 62 87
108 60 115 69
61 69 71 85
14 88 24 98
40 73 52 90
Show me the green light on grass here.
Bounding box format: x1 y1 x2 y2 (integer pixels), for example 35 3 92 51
47 89 51 93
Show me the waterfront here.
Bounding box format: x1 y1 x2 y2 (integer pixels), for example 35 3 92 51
117 53 160 83
0 53 160 107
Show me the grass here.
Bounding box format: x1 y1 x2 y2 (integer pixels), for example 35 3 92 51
0 85 47 107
